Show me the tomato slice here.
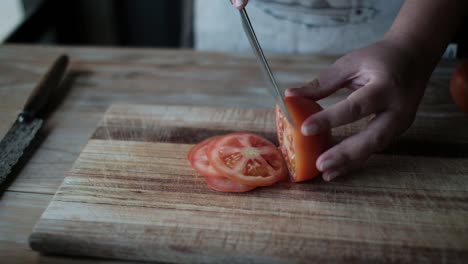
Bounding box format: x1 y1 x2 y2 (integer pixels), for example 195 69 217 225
207 133 288 186
204 175 257 192
187 136 221 178
276 96 331 182
188 136 257 192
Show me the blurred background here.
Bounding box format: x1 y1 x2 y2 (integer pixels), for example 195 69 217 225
1 0 467 58
2 0 192 47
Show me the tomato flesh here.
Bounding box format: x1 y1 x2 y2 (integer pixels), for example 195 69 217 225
187 137 220 178
188 136 257 192
207 133 288 186
276 97 331 182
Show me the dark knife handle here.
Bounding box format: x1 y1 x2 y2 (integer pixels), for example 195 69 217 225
19 55 69 123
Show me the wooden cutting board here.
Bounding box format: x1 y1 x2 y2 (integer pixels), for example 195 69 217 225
29 104 468 263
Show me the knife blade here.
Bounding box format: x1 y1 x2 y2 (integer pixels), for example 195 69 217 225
0 55 69 187
238 8 295 126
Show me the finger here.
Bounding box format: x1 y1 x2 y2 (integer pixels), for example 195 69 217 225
285 57 357 100
322 167 348 182
231 0 248 10
301 84 385 136
316 112 398 180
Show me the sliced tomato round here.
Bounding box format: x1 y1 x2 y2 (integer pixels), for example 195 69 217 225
188 136 257 192
207 133 288 186
204 175 257 193
276 96 331 182
187 136 221 178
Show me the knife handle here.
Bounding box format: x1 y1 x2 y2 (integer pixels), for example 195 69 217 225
19 55 69 123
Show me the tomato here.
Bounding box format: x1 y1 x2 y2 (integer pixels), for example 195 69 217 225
204 175 257 193
187 137 220 178
276 96 331 182
188 136 257 192
450 61 468 113
207 133 288 186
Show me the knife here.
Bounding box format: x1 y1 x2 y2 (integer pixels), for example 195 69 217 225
238 7 295 126
0 55 69 188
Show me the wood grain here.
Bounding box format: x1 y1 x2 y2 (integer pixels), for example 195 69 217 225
0 44 466 264
0 45 463 195
0 192 133 264
29 104 468 263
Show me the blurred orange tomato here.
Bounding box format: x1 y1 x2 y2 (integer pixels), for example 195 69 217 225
450 61 468 113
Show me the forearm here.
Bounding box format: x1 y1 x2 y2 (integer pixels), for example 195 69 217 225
384 0 468 71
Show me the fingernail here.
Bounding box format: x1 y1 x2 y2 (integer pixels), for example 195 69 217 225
310 78 320 88
324 171 339 182
320 159 337 171
285 87 298 97
302 124 319 136
234 0 244 8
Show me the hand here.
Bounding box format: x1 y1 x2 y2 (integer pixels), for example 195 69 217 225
286 38 432 181
231 0 248 10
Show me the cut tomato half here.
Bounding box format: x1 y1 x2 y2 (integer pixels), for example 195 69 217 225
276 96 331 182
207 133 288 186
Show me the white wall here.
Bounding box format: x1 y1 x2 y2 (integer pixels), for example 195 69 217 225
0 0 24 42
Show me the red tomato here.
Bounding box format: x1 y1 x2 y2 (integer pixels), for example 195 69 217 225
450 61 468 113
204 175 256 193
188 136 257 192
187 137 220 178
207 133 288 186
276 96 331 182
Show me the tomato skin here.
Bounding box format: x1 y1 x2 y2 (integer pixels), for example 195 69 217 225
204 175 257 193
450 61 468 113
207 132 288 187
187 137 221 178
276 96 331 182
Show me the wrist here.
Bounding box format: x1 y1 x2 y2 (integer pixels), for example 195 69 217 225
382 30 440 77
